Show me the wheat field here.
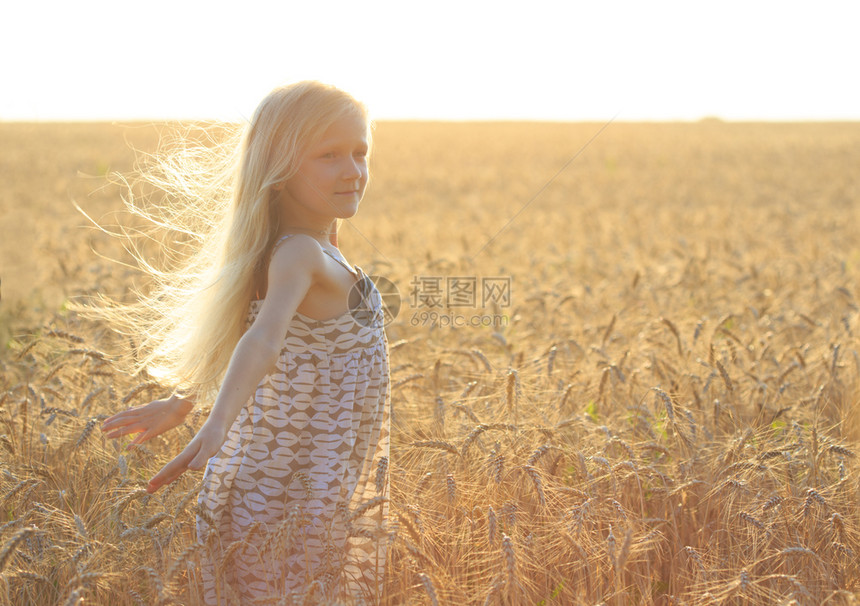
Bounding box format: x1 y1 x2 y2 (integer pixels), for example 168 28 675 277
1 120 859 605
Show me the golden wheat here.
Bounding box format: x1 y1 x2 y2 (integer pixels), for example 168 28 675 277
1 121 860 604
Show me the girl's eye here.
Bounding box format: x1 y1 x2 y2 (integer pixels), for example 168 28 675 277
322 152 336 159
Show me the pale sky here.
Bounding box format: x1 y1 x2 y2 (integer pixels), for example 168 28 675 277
2 0 858 122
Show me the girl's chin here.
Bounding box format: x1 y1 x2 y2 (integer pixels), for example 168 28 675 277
333 200 361 216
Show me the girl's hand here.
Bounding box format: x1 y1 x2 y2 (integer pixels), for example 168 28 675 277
100 395 194 450
145 420 228 493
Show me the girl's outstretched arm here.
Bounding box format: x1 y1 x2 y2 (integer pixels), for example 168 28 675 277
145 235 324 493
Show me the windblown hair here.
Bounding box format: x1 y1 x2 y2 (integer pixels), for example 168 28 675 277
81 81 371 401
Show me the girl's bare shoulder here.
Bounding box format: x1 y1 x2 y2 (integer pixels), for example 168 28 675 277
268 234 326 283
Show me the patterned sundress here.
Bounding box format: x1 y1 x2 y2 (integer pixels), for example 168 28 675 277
196 235 391 605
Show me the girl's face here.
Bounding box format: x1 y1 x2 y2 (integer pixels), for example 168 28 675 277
276 112 370 226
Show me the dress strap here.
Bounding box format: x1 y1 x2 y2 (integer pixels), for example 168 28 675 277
322 248 359 277
270 233 296 259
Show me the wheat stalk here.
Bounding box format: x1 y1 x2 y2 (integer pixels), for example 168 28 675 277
487 505 497 545
482 575 505 606
122 381 162 404
0 526 39 572
349 495 388 521
412 440 460 457
506 369 519 425
522 465 546 507
376 456 389 494
73 418 99 450
418 572 439 606
446 473 457 506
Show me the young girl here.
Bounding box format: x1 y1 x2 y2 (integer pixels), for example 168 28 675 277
97 81 391 604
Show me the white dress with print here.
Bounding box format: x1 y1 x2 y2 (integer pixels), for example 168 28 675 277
196 236 391 605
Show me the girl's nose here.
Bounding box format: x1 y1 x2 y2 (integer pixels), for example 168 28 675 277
342 156 363 179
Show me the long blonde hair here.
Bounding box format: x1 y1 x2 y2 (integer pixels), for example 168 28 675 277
81 81 371 401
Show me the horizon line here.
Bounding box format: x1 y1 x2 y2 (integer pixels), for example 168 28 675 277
3 115 860 125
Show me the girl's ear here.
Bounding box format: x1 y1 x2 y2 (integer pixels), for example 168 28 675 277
272 181 284 192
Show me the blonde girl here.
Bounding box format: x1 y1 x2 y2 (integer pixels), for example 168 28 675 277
97 81 391 604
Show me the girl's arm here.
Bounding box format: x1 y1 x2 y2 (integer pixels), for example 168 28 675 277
145 235 325 493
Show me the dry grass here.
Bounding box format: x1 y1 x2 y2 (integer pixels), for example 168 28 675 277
1 120 859 604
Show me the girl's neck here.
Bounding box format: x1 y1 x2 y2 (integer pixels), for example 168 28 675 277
280 223 339 247
281 224 331 235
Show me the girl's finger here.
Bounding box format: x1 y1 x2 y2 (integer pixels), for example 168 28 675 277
101 412 142 431
106 422 145 439
148 445 198 490
102 411 129 425
155 464 188 490
147 462 186 493
105 426 131 438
